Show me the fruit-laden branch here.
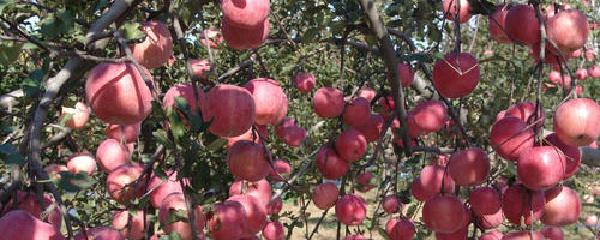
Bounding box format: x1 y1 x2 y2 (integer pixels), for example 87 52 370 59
357 0 412 156
21 0 142 238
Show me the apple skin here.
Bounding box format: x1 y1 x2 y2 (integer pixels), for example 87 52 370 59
541 186 581 226
553 98 600 146
335 194 367 225
517 146 565 190
202 84 256 138
262 221 284 240
188 59 212 80
448 147 490 187
221 17 269 50
504 5 541 46
227 140 270 182
245 78 288 125
422 194 468 234
95 139 131 173
342 97 371 129
130 21 174 69
208 200 247 240
0 210 65 240
385 218 415 240
488 5 511 43
74 227 124 240
85 62 153 125
312 87 344 118
312 182 339 210
66 152 97 175
293 72 316 93
106 162 146 204
315 145 349 179
335 128 367 163
489 116 534 161
158 193 206 240
221 0 270 29
61 102 90 129
442 0 472 24
432 52 480 98
546 9 589 54
112 210 146 240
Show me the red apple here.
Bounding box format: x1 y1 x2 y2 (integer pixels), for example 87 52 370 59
74 227 123 240
488 5 511 43
312 87 344 118
357 86 376 102
292 72 316 93
541 226 564 240
576 68 589 80
203 84 256 138
112 210 145 240
95 139 131 173
447 147 490 186
479 230 503 240
542 186 581 226
208 200 247 240
335 194 367 225
158 193 206 240
553 98 600 146
505 5 541 45
262 221 283 240
382 195 401 213
422 195 468 234
188 59 212 80
356 114 385 142
221 17 269 50
85 62 153 125
476 208 504 229
227 194 267 238
130 21 173 69
105 122 141 144
489 116 534 161
245 78 288 125
502 184 545 225
342 97 371 128
66 152 97 175
227 140 270 182
517 146 565 190
221 0 270 29
315 145 349 179
442 0 472 24
106 162 145 204
0 210 64 240
229 179 272 206
502 231 543 240
162 84 203 114
432 52 480 98
408 100 448 133
385 218 415 240
589 66 600 78
546 9 589 54
61 102 90 129
335 128 367 162
469 186 501 216
544 133 581 179
312 182 339 210
147 170 184 208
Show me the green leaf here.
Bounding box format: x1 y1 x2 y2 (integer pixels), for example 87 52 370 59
40 9 74 39
0 0 15 14
22 68 44 97
120 22 145 42
166 209 188 224
0 42 22 66
57 172 96 192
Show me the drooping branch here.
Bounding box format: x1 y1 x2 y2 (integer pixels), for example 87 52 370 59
357 0 412 157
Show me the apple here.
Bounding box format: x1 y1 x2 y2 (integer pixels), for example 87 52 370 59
112 210 145 240
502 184 545 225
158 193 206 240
0 210 64 240
442 0 471 24
105 122 141 144
203 84 256 138
541 226 564 240
517 146 565 190
227 194 267 238
162 84 203 114
95 139 131 173
292 72 316 93
342 97 371 128
385 218 415 240
312 182 339 210
147 170 184 208
85 63 153 125
553 98 600 146
502 231 543 240
542 186 581 226
227 140 270 181
245 78 288 125
479 230 503 240
468 186 501 216
66 152 97 175
544 133 581 179
229 179 272 206
397 63 414 87
489 116 534 161
382 195 401 213
335 128 367 162
356 114 385 142
546 9 589 53
335 194 367 225
221 0 270 29
208 200 247 240
505 5 540 45
262 221 284 240
312 87 344 118
106 162 145 204
422 194 468 234
274 118 307 147
74 227 123 240
488 5 511 43
60 102 90 129
315 145 349 179
188 59 212 80
432 52 480 98
221 17 269 50
357 86 376 102
408 100 448 133
476 208 504 229
199 29 223 49
130 21 173 69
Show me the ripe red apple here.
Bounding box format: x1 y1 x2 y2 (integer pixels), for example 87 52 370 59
356 114 384 142
489 116 534 161
342 97 371 128
227 140 270 181
188 59 212 80
544 133 581 179
357 86 376 102
335 128 367 162
469 186 501 216
502 231 543 240
312 182 339 210
385 218 415 240
208 200 247 240
576 68 589 80
229 179 272 206
335 194 367 225
313 87 344 118
105 122 141 144
203 84 256 138
589 66 600 78
442 0 472 24
541 226 564 240
269 158 291 181
411 178 435 202
476 208 504 229
546 9 589 53
422 195 468 234
0 210 64 240
356 172 374 193
408 100 448 133
262 221 283 240
542 186 581 226
61 102 90 129
4 191 62 232
488 5 511 43
479 230 503 240
448 147 490 186
517 146 565 190
66 152 97 175
159 193 206 240
274 117 306 147
432 52 480 98
227 128 258 148
397 63 414 87
106 162 145 204
315 145 349 179
504 5 541 45
503 102 545 128
95 139 131 173
228 194 267 238
266 197 282 215
130 21 173 69
74 227 123 240
162 84 203 114
112 210 145 240
586 49 597 61
382 195 401 213
502 184 545 225
221 0 269 29
553 98 600 146
85 62 153 125
147 170 184 208
293 72 316 93
221 17 269 50
417 164 456 198
245 78 288 125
